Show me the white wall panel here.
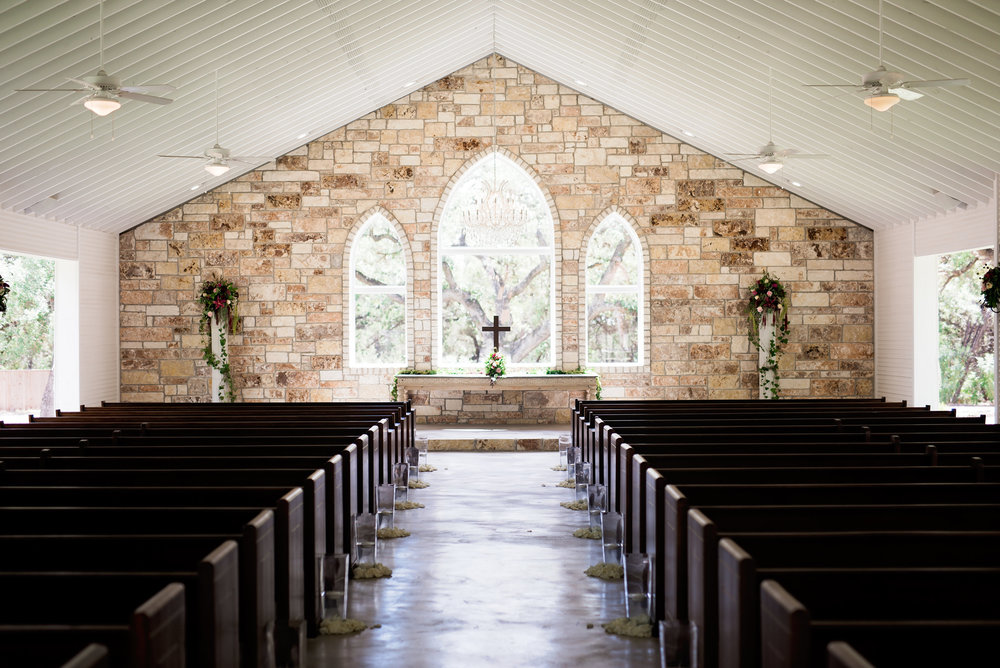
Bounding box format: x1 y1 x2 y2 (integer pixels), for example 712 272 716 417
78 226 119 406
914 202 995 257
0 210 79 259
874 222 915 403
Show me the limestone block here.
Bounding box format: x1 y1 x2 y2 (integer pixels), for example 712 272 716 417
477 439 518 451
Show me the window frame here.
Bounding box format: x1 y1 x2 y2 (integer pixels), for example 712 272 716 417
584 213 644 368
349 213 408 369
436 152 557 371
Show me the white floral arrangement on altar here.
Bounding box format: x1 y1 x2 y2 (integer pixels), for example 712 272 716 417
485 349 506 385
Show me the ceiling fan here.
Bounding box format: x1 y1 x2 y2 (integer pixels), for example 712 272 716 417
724 67 827 174
15 0 173 116
158 72 271 177
805 0 969 112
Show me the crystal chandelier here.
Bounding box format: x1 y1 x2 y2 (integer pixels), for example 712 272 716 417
461 10 530 248
462 171 528 247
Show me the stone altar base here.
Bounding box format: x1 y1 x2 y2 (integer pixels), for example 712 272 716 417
417 424 567 451
395 374 599 424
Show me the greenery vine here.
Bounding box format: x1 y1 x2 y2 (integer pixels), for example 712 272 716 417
746 271 790 400
390 368 438 401
0 273 9 313
980 265 1000 313
198 276 240 402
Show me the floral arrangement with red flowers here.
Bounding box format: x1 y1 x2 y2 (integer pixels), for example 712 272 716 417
0 273 9 313
484 349 506 386
198 276 240 401
746 271 791 399
981 266 1000 313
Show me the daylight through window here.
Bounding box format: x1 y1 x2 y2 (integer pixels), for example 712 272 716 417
586 214 642 365
438 153 555 368
350 214 407 366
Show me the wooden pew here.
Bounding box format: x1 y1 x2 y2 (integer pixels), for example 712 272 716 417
0 507 275 668
1 488 304 666
760 572 1000 668
61 644 110 668
1 422 380 511
825 642 874 668
0 402 396 664
718 532 1000 668
0 582 186 668
0 541 237 668
642 460 999 626
688 504 1000 668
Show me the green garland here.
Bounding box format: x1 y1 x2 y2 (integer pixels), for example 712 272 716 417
746 271 790 400
981 265 1000 313
198 276 240 402
0 273 9 313
546 367 602 400
390 368 437 401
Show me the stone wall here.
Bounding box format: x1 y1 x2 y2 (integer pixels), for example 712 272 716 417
119 55 874 403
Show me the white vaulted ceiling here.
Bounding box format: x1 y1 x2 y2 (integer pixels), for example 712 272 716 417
1 0 998 235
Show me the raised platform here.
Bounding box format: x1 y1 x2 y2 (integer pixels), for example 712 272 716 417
416 424 568 451
395 373 599 424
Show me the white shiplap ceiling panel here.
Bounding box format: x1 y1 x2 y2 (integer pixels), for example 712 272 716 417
0 0 998 234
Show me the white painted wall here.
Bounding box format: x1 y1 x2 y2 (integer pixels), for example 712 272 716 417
875 221 916 402
875 201 997 405
0 210 119 408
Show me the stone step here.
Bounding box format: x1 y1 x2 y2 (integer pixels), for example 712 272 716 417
427 435 558 451
418 425 566 452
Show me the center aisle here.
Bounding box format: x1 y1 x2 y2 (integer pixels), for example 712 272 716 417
308 451 660 667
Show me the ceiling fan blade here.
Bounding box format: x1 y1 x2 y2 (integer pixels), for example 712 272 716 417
723 153 760 158
157 154 206 159
16 88 89 92
66 77 101 90
804 84 860 88
902 78 969 89
120 84 175 95
889 87 924 101
118 91 173 105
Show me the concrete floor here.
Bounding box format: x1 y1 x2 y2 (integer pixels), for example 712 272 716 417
307 451 660 667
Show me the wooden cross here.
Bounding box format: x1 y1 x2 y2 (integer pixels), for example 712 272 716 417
482 315 510 352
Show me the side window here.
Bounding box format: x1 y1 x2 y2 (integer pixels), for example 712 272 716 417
350 214 406 366
586 215 642 365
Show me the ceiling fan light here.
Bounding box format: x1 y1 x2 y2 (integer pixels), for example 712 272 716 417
758 160 783 174
864 93 900 112
204 161 230 177
83 94 121 116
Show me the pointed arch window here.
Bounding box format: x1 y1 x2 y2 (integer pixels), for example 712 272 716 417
586 214 643 365
350 214 406 366
438 153 555 368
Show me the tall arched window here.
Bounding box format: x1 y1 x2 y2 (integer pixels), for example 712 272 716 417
438 152 555 368
350 213 406 366
586 214 643 365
